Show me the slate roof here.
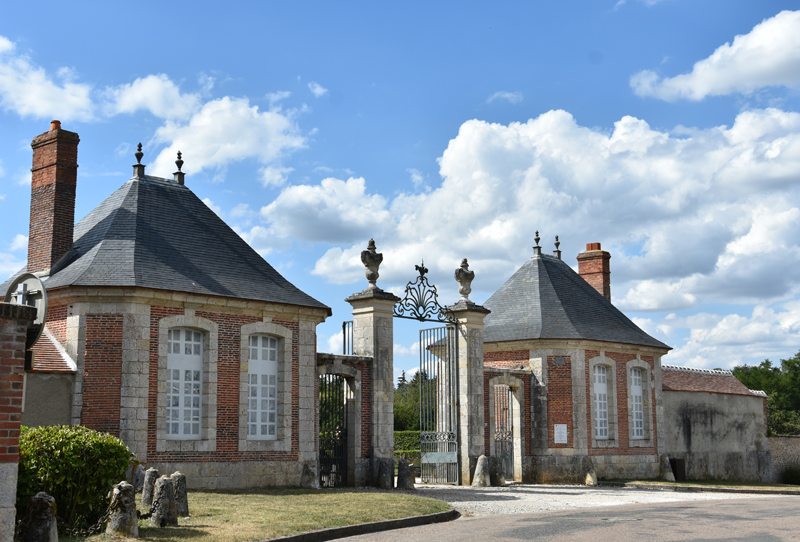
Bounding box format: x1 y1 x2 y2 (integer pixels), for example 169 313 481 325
2 174 329 313
483 252 669 349
661 365 764 397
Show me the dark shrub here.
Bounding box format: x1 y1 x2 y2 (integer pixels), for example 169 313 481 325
394 431 420 452
17 425 133 528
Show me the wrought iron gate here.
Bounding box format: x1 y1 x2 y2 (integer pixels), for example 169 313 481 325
419 326 459 484
493 385 513 480
319 374 348 487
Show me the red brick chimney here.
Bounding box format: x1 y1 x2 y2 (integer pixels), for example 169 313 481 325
577 242 611 301
28 121 80 275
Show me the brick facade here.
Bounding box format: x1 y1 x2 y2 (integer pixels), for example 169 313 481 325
546 355 573 449
82 314 124 436
28 123 79 274
484 349 529 369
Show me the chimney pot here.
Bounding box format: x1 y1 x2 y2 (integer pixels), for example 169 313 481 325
49 120 61 132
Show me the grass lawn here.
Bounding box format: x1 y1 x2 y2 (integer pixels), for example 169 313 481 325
66 488 451 542
607 479 800 490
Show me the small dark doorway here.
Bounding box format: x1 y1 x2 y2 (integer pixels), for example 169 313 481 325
493 385 514 480
319 374 348 487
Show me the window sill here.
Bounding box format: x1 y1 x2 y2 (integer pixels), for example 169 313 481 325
592 439 618 449
628 438 654 448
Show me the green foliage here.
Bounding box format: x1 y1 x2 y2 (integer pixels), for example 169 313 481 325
781 465 800 485
394 431 421 451
17 425 133 528
394 371 421 431
394 450 421 466
733 350 800 435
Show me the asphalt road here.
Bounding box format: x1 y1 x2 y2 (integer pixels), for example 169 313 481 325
342 496 800 541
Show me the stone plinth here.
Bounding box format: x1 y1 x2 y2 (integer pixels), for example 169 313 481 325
345 288 400 485
449 300 490 485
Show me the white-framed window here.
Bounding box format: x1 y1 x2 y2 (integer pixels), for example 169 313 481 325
248 335 279 440
631 367 644 439
166 328 203 439
593 364 609 440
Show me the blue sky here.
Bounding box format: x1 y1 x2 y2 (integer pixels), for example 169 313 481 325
2 1 800 380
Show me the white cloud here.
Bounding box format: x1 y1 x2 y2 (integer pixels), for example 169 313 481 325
326 330 343 354
631 10 800 101
149 96 305 179
487 91 523 104
231 203 254 219
407 168 425 189
201 198 223 218
0 195 5 200
261 177 394 245
267 91 291 108
0 35 94 121
103 74 201 120
9 234 27 251
0 251 24 280
615 0 664 9
261 165 294 187
394 342 420 357
308 81 328 97
281 107 800 320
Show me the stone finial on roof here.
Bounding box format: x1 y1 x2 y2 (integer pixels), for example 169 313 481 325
455 258 475 301
361 238 383 290
553 235 562 260
133 143 145 177
533 231 541 256
174 151 185 185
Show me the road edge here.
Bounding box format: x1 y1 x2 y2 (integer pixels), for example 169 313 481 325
265 508 460 542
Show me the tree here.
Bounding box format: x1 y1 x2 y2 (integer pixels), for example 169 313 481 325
733 350 800 435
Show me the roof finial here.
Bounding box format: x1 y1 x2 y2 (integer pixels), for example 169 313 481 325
133 143 146 177
533 231 542 256
173 150 186 185
553 235 562 260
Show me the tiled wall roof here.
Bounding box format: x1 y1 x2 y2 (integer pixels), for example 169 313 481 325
662 364 763 397
30 328 75 373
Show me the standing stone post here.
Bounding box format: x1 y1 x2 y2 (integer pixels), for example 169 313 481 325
346 239 400 486
141 467 159 507
106 481 138 538
0 303 37 542
149 476 178 527
450 259 489 486
169 472 189 517
21 492 57 542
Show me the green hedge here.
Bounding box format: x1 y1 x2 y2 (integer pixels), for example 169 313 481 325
17 425 133 528
394 450 421 466
394 431 420 451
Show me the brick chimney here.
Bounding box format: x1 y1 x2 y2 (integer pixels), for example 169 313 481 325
28 121 79 275
577 242 611 301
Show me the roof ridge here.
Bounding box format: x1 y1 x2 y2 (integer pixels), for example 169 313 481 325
750 389 767 397
662 364 733 376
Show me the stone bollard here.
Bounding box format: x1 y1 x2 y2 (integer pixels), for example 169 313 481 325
22 492 58 542
660 455 676 482
142 467 159 506
582 456 598 487
169 472 189 517
106 481 138 538
471 455 490 487
488 456 505 487
395 459 415 490
377 458 394 490
132 464 146 492
300 461 319 489
150 476 178 528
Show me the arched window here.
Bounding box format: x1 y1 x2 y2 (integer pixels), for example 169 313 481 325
248 335 279 440
631 367 644 439
593 365 609 440
167 328 203 439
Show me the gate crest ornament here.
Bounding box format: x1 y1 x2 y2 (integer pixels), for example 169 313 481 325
393 261 456 323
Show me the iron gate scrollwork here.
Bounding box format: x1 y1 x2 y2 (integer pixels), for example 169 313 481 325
493 385 513 480
393 262 456 324
419 326 459 484
319 374 347 487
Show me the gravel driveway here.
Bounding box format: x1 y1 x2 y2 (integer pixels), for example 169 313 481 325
406 484 778 516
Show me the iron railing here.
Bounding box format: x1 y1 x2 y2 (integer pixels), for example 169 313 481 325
342 321 353 355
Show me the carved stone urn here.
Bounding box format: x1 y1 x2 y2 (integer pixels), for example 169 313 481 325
454 258 475 301
361 238 383 289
